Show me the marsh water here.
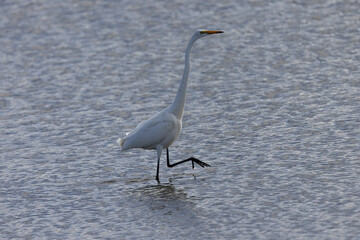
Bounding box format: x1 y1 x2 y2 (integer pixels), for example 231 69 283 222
1 0 360 239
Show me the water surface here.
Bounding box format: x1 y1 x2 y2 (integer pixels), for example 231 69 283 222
1 0 360 239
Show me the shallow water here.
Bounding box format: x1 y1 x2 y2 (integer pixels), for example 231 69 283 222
1 0 360 239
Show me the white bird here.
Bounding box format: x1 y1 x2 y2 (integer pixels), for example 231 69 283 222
118 29 223 181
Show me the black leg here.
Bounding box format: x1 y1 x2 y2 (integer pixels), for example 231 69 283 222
166 148 211 168
156 156 160 182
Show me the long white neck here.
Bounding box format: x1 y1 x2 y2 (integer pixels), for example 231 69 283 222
169 34 199 120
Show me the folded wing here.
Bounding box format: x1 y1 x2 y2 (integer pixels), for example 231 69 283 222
119 110 180 151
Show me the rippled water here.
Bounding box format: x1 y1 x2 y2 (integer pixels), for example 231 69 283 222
1 0 360 239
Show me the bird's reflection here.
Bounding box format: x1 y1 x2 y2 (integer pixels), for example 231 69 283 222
133 183 190 203
130 181 201 216
126 182 206 234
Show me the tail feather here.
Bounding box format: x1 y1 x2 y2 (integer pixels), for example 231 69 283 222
117 138 126 151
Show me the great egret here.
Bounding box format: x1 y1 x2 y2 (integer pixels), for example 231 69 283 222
118 29 223 181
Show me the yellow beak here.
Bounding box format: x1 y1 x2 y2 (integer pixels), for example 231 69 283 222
200 30 224 34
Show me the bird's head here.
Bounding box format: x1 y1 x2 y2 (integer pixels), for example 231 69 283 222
194 29 224 39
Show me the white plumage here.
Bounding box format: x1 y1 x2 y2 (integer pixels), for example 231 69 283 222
118 29 223 181
118 107 181 151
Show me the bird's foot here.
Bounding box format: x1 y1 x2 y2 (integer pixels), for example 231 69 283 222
189 157 211 169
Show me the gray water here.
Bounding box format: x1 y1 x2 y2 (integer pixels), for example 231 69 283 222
1 0 360 239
